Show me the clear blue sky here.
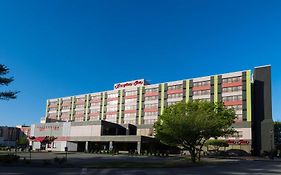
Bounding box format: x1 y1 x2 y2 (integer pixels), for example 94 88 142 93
0 0 281 126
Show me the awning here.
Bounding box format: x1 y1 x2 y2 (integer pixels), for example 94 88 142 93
33 137 46 142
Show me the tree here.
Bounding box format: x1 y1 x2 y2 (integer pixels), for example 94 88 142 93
205 139 229 152
0 64 18 100
154 101 236 163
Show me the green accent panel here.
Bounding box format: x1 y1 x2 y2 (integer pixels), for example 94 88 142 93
101 92 105 120
57 98 61 120
138 87 143 125
70 96 75 121
160 83 165 115
85 94 90 121
45 100 49 118
185 80 190 103
214 75 218 103
118 90 123 124
246 70 252 121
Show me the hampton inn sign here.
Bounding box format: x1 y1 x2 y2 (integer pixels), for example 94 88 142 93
114 79 147 90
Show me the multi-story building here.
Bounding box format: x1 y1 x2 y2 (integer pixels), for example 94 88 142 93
31 65 273 155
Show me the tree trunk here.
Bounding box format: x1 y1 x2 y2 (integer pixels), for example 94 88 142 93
189 148 196 163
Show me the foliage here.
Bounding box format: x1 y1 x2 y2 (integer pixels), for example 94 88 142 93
17 135 29 145
205 139 229 152
154 100 236 163
0 64 19 100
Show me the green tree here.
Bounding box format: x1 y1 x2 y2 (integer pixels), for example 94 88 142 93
154 101 236 163
205 139 229 152
17 135 29 145
0 64 18 100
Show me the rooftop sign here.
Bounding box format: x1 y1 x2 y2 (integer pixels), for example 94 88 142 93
114 79 148 90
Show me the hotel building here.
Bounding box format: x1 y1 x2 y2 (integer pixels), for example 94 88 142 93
30 65 273 155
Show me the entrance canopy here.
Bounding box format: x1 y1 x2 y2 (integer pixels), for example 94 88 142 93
33 137 46 142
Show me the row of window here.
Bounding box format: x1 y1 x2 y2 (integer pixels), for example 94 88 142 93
124 113 136 118
222 86 242 93
144 103 158 108
124 120 136 124
106 114 117 118
193 81 210 87
226 105 243 111
168 84 183 90
125 91 138 96
107 106 118 112
107 93 118 98
168 93 183 98
144 119 157 124
145 96 158 101
125 98 138 103
167 101 178 106
222 76 242 83
107 100 118 105
144 111 158 116
222 95 243 102
145 88 158 93
193 90 210 96
125 105 137 110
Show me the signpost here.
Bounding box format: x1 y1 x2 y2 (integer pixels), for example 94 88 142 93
29 146 32 161
65 146 68 161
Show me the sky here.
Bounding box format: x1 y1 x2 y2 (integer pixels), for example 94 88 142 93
0 0 281 126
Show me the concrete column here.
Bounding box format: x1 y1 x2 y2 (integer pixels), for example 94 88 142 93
85 141 89 152
137 141 141 155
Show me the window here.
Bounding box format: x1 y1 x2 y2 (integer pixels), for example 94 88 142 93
124 119 136 124
62 100 71 104
226 105 242 111
91 95 101 99
49 108 57 112
61 112 69 116
107 100 118 105
193 90 210 96
125 90 137 96
145 88 158 93
125 105 137 110
145 96 158 101
222 76 242 83
90 109 100 113
223 95 242 102
76 97 85 101
167 102 178 106
106 106 118 112
168 93 183 98
90 102 100 106
193 81 210 87
106 114 116 118
61 106 70 110
49 102 57 106
75 104 84 108
124 113 136 118
144 119 157 124
168 84 183 90
125 98 138 103
144 111 158 116
107 93 118 98
222 86 242 92
144 103 158 108
75 110 84 115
